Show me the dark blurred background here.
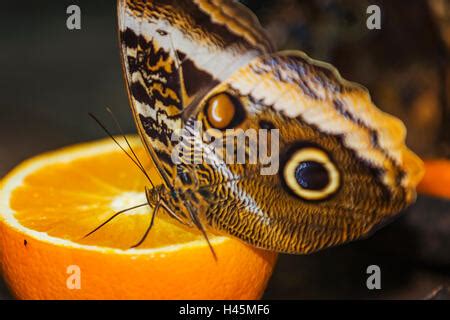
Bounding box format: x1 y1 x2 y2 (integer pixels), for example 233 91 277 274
0 0 449 299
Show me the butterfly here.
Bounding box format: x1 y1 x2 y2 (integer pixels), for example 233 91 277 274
115 0 424 254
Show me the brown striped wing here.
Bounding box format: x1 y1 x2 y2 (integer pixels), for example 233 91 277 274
117 0 424 254
181 52 424 254
117 0 274 184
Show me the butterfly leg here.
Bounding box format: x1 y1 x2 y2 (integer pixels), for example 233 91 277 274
130 201 161 249
129 185 185 248
127 185 163 248
185 201 217 260
160 201 192 227
83 203 149 239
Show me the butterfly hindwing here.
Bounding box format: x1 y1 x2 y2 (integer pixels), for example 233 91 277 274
181 52 424 253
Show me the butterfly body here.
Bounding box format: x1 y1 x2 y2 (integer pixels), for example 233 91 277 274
118 0 424 254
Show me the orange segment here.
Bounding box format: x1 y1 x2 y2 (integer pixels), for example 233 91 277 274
0 136 277 299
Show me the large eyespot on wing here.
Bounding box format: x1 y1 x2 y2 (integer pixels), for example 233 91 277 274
281 144 340 201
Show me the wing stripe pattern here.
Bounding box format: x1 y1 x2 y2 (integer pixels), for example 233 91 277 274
118 0 274 182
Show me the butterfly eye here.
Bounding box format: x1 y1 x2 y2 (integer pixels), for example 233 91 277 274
205 93 245 130
156 29 168 36
282 147 340 201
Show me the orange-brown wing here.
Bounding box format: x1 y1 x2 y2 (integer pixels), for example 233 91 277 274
117 0 274 184
182 51 424 253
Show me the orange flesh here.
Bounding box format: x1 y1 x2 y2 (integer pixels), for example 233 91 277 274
9 147 203 250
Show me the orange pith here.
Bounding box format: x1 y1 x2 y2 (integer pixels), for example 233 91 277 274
0 137 277 300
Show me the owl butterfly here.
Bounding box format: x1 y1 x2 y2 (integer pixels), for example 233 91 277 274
117 0 424 254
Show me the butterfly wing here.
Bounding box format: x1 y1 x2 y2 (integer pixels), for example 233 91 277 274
117 0 274 183
183 51 424 254
118 0 424 254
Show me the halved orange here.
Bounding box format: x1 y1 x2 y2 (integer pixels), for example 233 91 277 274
0 136 277 300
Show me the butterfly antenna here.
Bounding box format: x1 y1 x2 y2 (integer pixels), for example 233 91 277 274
88 112 154 186
83 203 149 238
105 107 155 188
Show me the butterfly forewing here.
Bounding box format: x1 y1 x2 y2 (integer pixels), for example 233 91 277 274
117 0 274 184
